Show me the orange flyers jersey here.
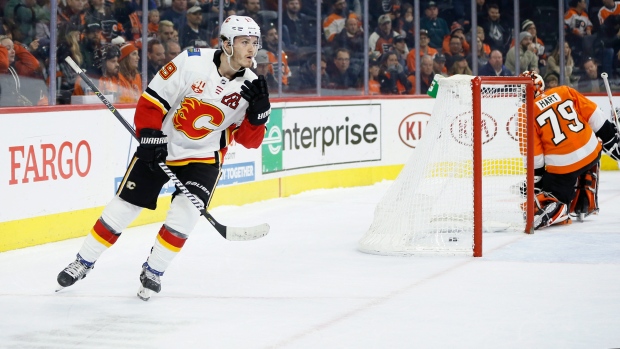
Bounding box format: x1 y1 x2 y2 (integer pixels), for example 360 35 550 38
135 48 265 165
528 86 606 174
598 2 620 24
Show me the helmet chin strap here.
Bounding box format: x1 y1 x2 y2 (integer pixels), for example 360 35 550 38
223 44 244 72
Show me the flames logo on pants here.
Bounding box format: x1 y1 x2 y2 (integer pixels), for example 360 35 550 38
173 98 225 140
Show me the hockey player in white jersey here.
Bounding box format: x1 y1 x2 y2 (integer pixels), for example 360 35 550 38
56 15 271 300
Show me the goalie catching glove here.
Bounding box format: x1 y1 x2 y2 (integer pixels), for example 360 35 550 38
136 128 168 171
240 75 271 126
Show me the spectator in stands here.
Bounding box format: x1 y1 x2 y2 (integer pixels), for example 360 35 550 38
505 31 539 74
443 23 470 56
479 3 511 54
84 0 124 43
81 22 103 76
597 0 620 25
323 0 359 43
56 26 83 104
547 42 577 87
462 0 488 30
262 25 291 86
565 0 594 60
448 54 472 76
406 28 437 73
578 57 605 92
467 36 490 70
433 53 448 77
333 17 364 56
158 20 175 43
407 54 434 95
94 44 123 100
163 39 181 63
444 34 465 70
368 56 381 95
544 72 559 89
327 47 360 89
378 50 410 94
57 0 85 31
179 5 210 50
392 35 408 71
118 42 142 103
290 53 329 91
147 39 165 83
4 0 39 45
0 34 44 106
73 44 121 98
398 3 414 48
237 0 277 27
596 12 620 75
251 49 278 90
160 0 188 28
473 26 491 55
520 19 546 67
420 1 448 50
148 9 160 37
282 0 316 48
478 49 512 76
369 14 399 56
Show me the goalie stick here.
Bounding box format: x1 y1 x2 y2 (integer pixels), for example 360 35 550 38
601 73 620 132
64 57 269 241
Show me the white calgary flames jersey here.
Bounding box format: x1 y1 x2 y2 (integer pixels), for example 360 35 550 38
135 48 265 166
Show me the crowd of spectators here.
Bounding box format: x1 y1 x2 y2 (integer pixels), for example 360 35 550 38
1 0 620 105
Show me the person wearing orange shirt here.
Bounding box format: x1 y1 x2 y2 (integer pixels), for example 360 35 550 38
262 25 291 86
72 44 123 101
323 0 359 43
0 35 45 106
118 42 142 103
441 23 470 57
520 71 620 229
406 29 437 73
598 0 620 25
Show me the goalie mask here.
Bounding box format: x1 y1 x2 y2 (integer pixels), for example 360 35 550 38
219 15 261 68
520 70 545 98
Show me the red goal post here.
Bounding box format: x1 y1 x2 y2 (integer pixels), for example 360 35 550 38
473 76 535 256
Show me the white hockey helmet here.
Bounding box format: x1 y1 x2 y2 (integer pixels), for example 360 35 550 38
219 15 261 48
520 70 545 97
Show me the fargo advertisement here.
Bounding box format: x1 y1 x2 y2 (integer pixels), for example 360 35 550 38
263 104 381 173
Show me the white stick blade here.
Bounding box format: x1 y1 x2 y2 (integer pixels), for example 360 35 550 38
226 223 270 241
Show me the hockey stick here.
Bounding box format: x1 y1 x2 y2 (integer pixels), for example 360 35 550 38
64 57 269 241
600 73 620 131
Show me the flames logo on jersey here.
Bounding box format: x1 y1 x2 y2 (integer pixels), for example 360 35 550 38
173 97 225 140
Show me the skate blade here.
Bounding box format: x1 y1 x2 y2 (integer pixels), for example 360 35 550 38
137 286 152 301
55 284 65 292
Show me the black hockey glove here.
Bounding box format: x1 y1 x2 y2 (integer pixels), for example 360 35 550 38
240 75 271 126
596 120 620 161
136 128 168 171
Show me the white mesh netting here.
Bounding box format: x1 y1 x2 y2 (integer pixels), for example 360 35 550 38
359 75 528 256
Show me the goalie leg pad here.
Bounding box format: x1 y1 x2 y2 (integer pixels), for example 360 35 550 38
569 163 600 218
533 192 571 230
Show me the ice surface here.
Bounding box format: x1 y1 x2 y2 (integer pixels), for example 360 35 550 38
1 173 619 348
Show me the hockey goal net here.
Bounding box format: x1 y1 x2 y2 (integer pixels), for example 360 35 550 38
359 75 535 257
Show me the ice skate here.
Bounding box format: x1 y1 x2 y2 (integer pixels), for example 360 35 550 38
56 255 94 291
137 262 162 301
